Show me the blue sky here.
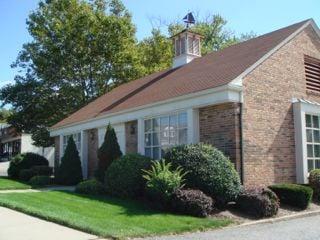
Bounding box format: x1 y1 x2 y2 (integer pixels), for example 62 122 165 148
0 0 319 88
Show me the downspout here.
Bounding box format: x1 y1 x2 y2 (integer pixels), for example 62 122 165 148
239 91 245 184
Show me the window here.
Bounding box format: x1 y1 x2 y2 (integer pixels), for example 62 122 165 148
144 112 188 159
180 37 186 54
305 55 320 93
63 133 81 153
306 114 320 172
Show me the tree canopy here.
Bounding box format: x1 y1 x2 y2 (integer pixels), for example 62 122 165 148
1 1 255 147
1 0 141 146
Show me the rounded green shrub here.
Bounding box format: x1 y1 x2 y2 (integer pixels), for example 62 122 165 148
75 179 105 195
269 184 313 209
309 169 320 200
142 160 187 204
31 165 53 176
29 175 51 187
237 188 279 218
171 189 214 217
19 169 36 182
8 153 49 179
105 154 151 198
164 144 241 204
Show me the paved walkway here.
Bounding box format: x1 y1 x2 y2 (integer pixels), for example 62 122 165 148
0 207 99 240
140 214 320 240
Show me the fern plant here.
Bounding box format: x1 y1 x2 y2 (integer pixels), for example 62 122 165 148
142 160 188 201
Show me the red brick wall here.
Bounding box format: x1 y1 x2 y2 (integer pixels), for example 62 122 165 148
199 103 242 173
242 26 320 186
87 129 99 178
125 121 138 154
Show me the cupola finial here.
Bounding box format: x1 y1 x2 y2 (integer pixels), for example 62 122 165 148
183 12 195 29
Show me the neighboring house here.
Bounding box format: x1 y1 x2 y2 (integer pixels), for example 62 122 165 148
50 19 320 187
0 123 54 166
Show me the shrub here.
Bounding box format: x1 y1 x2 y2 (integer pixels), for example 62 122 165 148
269 184 313 209
31 165 53 176
237 188 279 218
95 123 122 182
170 189 214 217
7 154 24 179
19 169 36 182
75 179 105 195
55 137 83 185
142 160 187 204
105 154 151 198
8 153 49 179
29 175 51 187
309 169 320 200
164 144 241 205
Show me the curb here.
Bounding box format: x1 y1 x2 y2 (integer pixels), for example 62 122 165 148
239 209 320 227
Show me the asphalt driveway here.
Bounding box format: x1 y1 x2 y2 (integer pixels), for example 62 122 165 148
141 214 320 240
0 207 97 240
0 161 9 176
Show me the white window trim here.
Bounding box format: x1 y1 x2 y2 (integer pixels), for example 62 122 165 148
293 99 320 183
138 108 199 158
143 111 188 159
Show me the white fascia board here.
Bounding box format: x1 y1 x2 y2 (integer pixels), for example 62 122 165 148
230 19 314 86
50 84 242 137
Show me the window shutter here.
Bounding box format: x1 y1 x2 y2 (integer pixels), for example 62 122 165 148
175 39 180 56
193 38 200 55
188 36 193 54
180 37 186 54
305 55 320 92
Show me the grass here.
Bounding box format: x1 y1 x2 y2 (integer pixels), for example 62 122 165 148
0 191 231 239
0 177 31 190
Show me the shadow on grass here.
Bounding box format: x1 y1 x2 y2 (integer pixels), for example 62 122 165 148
54 190 166 217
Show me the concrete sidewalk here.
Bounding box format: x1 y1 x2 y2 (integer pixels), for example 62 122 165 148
0 207 98 240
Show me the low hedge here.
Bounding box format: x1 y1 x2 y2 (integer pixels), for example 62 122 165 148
31 166 53 176
19 169 36 182
8 153 49 179
269 184 313 209
29 175 51 187
170 189 214 217
237 188 279 218
75 179 105 195
309 169 320 201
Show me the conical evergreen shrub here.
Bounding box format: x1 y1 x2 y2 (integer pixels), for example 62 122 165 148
56 136 83 185
95 123 122 182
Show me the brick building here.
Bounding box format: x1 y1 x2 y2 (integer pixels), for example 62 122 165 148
50 19 320 186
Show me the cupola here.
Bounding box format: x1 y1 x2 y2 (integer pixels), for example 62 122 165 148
171 13 202 68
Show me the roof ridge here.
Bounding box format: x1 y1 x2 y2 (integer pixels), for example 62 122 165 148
202 19 311 60
98 67 180 115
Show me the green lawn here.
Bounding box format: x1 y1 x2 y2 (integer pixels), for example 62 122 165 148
0 177 31 190
0 191 231 239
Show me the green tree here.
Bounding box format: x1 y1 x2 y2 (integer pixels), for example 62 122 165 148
56 136 83 185
1 0 141 146
0 108 12 123
138 14 255 74
137 29 173 76
168 14 256 55
95 123 122 182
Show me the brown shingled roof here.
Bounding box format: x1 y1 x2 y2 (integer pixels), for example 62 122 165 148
52 19 311 129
